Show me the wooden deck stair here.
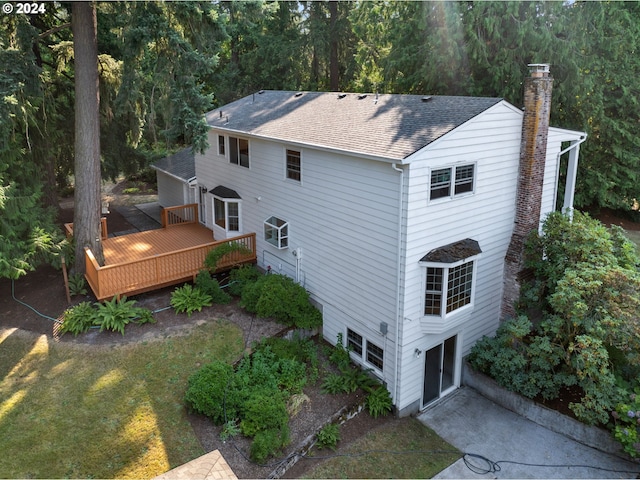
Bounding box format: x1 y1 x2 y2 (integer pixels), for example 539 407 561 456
81 204 256 301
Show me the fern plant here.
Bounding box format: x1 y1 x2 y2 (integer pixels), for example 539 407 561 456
60 301 96 336
94 296 141 335
316 423 340 450
365 385 393 418
67 273 87 296
170 284 212 316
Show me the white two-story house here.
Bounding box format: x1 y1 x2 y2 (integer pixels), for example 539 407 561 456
157 65 585 415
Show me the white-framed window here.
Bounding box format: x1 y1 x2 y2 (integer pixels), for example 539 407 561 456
424 261 475 316
366 340 384 370
286 149 301 182
429 164 475 201
213 199 240 233
229 136 249 168
347 328 363 356
346 328 384 371
217 135 226 156
264 216 289 249
420 239 481 318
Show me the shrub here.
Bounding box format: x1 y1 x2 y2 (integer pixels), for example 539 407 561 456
204 242 252 272
185 361 236 424
240 274 322 328
170 284 212 316
321 372 347 394
195 270 231 304
316 423 340 450
612 389 640 458
94 296 143 335
250 427 290 463
366 385 393 418
68 273 87 296
240 389 289 438
227 264 261 296
60 301 96 336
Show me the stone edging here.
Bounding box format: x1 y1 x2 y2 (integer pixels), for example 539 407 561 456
462 362 626 459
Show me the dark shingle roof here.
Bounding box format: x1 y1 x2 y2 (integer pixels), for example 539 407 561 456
152 148 195 181
205 91 503 160
420 239 482 263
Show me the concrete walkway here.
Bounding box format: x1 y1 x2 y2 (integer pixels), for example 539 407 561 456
418 388 640 479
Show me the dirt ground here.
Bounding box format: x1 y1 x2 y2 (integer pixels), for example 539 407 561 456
0 196 396 479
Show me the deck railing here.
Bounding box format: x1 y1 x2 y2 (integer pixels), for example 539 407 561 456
85 232 256 301
161 203 198 228
64 217 108 240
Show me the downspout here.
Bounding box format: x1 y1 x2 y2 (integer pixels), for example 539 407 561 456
391 163 404 408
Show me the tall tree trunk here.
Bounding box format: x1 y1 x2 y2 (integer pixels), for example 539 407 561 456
72 1 104 273
329 1 339 91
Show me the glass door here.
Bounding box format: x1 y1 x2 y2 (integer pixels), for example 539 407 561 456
422 335 457 407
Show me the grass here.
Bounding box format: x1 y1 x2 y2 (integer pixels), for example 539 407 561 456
0 319 244 479
301 416 460 479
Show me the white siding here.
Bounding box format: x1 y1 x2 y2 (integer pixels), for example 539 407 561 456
395 102 523 412
196 131 402 386
156 172 188 207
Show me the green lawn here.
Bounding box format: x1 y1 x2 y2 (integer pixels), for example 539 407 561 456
0 320 244 479
301 416 460 479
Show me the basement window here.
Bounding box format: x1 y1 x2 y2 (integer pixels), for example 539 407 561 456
429 164 475 201
264 216 288 249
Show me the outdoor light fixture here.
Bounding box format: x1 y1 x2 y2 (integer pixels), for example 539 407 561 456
414 348 422 359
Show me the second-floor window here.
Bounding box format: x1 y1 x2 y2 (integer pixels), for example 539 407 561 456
217 135 225 156
286 149 301 181
229 136 249 168
430 164 475 201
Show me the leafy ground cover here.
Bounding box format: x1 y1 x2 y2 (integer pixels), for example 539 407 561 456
0 320 244 479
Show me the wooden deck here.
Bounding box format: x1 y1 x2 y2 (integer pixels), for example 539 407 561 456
81 204 257 301
102 223 214 265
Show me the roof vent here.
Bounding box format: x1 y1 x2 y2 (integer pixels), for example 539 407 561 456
421 96 433 103
337 93 347 99
294 92 303 98
357 94 367 100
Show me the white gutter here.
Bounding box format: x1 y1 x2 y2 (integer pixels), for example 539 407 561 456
391 163 404 407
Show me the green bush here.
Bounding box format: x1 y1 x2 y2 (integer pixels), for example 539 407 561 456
612 388 640 458
184 361 236 424
240 389 289 437
68 273 87 296
204 242 252 272
366 385 393 418
321 372 347 394
94 296 143 335
316 423 340 450
250 427 290 463
227 264 261 296
60 301 96 335
240 274 322 328
195 270 231 304
170 284 213 316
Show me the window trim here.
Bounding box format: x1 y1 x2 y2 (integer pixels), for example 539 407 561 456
264 216 289 249
346 328 384 372
429 163 476 202
217 134 226 156
420 257 479 318
285 149 302 182
229 136 250 168
212 195 241 234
